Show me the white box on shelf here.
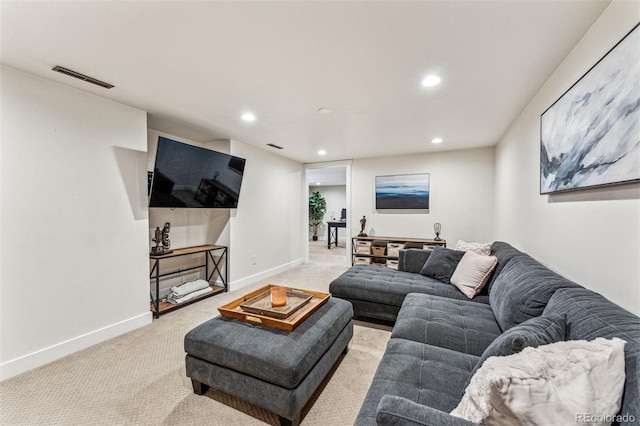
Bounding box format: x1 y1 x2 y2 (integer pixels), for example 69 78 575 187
386 243 404 258
355 241 372 255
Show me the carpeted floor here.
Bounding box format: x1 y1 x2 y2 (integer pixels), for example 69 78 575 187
0 241 390 425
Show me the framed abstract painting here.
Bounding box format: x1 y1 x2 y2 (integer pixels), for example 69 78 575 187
540 23 640 194
375 173 429 210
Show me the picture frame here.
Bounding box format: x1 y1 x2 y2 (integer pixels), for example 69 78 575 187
540 22 640 194
375 173 429 210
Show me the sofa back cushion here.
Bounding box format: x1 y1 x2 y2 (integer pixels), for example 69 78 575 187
489 254 581 331
481 241 523 295
543 287 640 423
397 249 432 274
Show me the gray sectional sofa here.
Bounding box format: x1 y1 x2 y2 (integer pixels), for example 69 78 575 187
329 242 640 425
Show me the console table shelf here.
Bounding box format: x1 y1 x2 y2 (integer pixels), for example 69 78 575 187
149 244 228 318
352 236 446 267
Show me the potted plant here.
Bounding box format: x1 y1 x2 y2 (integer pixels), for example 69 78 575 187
309 191 327 241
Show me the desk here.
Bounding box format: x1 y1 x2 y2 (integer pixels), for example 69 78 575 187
326 221 346 249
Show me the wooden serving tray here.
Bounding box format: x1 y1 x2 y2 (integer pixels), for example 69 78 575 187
218 284 331 331
240 289 312 319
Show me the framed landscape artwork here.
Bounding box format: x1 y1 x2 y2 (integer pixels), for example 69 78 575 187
540 22 640 194
375 173 429 210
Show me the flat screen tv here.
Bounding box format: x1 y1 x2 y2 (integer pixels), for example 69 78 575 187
149 137 246 208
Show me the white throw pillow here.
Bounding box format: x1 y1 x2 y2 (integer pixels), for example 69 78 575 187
454 240 492 256
450 250 497 298
451 337 627 426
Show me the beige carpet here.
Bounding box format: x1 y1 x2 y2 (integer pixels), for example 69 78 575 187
0 241 390 425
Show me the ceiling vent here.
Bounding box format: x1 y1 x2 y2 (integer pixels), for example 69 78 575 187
266 143 284 150
51 66 114 89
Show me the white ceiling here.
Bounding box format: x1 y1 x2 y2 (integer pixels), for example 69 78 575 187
1 1 610 164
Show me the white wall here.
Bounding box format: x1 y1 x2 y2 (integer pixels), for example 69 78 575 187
230 140 304 290
351 147 495 246
494 0 640 315
0 67 151 380
309 185 347 240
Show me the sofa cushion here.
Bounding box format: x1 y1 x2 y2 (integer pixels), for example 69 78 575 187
452 338 626 426
391 293 501 356
489 253 581 331
329 265 489 313
398 249 432 274
420 246 465 284
467 314 566 385
482 241 523 295
543 287 640 342
543 287 640 422
450 251 498 299
354 338 478 426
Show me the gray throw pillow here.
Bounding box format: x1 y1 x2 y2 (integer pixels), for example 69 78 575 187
465 314 567 388
419 246 465 283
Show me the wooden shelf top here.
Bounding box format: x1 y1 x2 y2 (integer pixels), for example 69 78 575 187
352 236 446 244
150 244 227 259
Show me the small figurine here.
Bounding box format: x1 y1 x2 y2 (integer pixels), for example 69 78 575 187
358 216 368 237
151 226 164 254
161 222 171 251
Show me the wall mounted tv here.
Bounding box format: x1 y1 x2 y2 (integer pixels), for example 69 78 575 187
149 137 246 208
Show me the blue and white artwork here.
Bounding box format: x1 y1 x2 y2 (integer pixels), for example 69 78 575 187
540 23 640 194
375 173 429 210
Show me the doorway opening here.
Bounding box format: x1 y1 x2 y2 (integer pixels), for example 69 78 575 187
304 162 352 267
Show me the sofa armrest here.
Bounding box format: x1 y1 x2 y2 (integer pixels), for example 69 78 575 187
376 395 480 426
398 249 432 274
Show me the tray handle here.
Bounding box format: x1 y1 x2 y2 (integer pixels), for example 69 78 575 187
244 315 263 324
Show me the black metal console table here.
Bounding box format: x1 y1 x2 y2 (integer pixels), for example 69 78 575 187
149 244 227 318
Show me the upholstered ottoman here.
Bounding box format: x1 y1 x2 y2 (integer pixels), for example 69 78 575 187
184 297 354 426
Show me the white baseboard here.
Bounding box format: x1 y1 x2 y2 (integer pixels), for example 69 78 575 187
229 258 304 292
0 311 152 382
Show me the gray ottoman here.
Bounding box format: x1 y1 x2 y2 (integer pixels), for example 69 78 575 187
184 297 354 426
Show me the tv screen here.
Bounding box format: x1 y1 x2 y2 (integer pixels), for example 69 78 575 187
149 137 246 208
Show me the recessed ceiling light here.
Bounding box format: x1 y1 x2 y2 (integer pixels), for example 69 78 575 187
318 150 327 156
431 137 443 144
241 112 256 122
316 182 321 185
421 75 441 87
318 108 332 114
